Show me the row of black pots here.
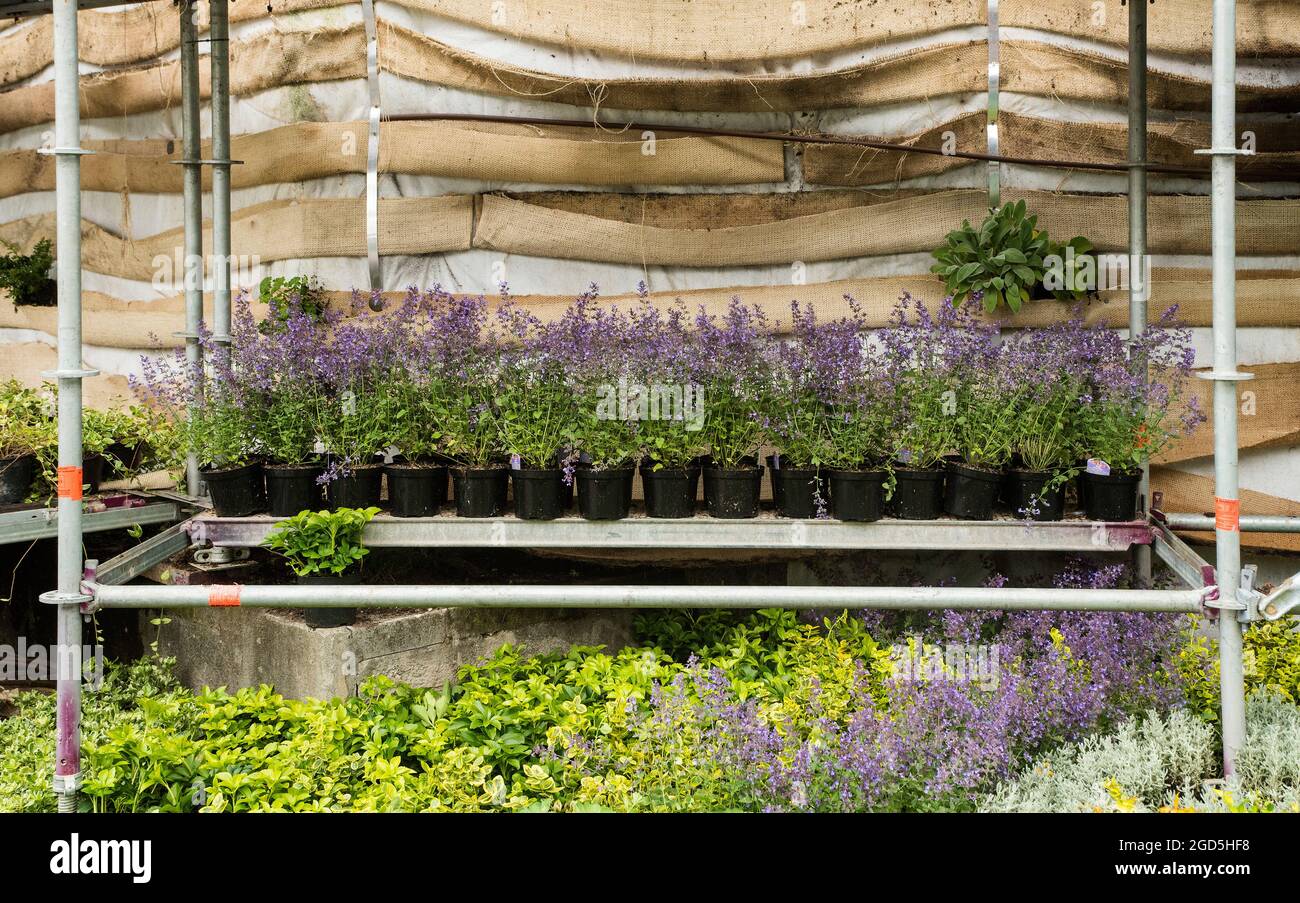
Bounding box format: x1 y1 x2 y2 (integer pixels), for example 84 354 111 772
0 452 109 506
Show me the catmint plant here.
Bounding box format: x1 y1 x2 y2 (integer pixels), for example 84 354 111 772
693 298 771 469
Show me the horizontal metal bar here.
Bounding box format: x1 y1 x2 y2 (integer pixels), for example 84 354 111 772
1151 521 1217 591
0 500 183 546
86 581 1210 613
1163 513 1300 533
190 513 1153 552
93 520 196 587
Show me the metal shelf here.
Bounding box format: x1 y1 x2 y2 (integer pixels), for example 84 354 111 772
191 509 1153 552
0 495 186 546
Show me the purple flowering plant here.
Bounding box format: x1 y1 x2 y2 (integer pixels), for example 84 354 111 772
877 293 962 469
494 289 580 468
693 298 772 468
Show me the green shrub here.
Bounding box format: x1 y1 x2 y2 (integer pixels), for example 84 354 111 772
262 507 381 577
0 238 55 307
1178 619 1300 721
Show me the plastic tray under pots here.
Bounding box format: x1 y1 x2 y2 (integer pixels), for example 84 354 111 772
772 466 828 519
1006 469 1065 521
0 454 37 505
385 463 448 517
943 461 1004 520
576 467 634 520
889 467 945 520
202 461 267 516
265 464 324 517
297 572 359 628
640 465 700 518
511 468 566 520
827 469 885 522
452 467 509 517
1081 470 1141 521
704 465 764 519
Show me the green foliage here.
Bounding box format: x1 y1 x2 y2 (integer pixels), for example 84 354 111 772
262 506 380 577
496 362 578 467
0 238 55 307
257 275 327 334
1178 619 1300 722
0 379 54 459
931 201 1092 313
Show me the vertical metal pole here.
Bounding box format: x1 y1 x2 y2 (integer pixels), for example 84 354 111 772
1128 0 1152 586
209 0 232 349
49 0 91 813
181 1 204 496
1207 0 1248 775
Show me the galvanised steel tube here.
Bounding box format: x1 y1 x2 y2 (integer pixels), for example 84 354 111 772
51 0 84 815
181 1 203 497
1165 514 1300 533
1128 0 1152 588
1209 0 1247 776
209 0 232 347
87 582 1211 613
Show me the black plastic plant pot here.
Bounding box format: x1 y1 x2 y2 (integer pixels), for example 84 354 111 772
1006 469 1065 522
82 453 106 495
889 467 946 520
943 460 1003 520
327 464 384 511
0 453 37 505
641 465 700 518
1082 470 1141 521
704 466 764 519
827 469 885 522
576 467 634 521
385 463 448 518
265 464 324 517
512 468 565 520
297 572 359 628
773 467 828 519
452 466 509 517
202 461 267 516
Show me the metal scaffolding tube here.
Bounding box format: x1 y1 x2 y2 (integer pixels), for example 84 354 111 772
209 0 232 347
1128 0 1152 588
1164 513 1300 534
45 0 90 815
85 582 1212 613
180 0 203 496
1206 0 1249 775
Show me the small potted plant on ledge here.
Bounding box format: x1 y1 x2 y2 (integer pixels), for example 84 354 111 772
263 506 380 628
0 238 55 308
822 336 896 523
695 299 770 519
498 354 576 521
1074 308 1202 521
0 380 52 504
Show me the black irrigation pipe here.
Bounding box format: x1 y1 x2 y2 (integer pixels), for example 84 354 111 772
387 112 1226 178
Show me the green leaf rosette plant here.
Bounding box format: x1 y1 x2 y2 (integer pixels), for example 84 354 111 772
263 506 380 577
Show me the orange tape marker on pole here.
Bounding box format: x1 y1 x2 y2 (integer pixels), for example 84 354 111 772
1215 497 1240 532
208 585 242 607
56 466 83 501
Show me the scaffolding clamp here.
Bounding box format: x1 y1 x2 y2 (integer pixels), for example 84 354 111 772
1259 570 1300 621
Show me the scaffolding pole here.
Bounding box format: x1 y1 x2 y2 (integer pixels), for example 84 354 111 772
180 0 203 497
40 0 93 814
1128 0 1152 588
1204 0 1250 776
209 0 232 348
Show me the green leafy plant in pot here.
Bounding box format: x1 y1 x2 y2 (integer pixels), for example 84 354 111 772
0 379 53 504
0 238 55 308
498 359 577 521
262 506 380 628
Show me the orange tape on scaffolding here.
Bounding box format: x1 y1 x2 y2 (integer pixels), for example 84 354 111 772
56 466 82 500
1215 497 1241 532
208 585 242 607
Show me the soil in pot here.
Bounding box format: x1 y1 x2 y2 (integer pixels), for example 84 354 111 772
943 460 1004 520
297 572 359 628
1082 469 1141 521
265 463 324 517
203 461 266 516
512 468 565 520
0 454 37 505
576 467 634 520
828 469 885 522
704 465 764 519
327 463 385 510
1006 469 1065 521
386 462 448 517
889 467 946 520
773 466 828 519
452 466 509 517
641 464 700 518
